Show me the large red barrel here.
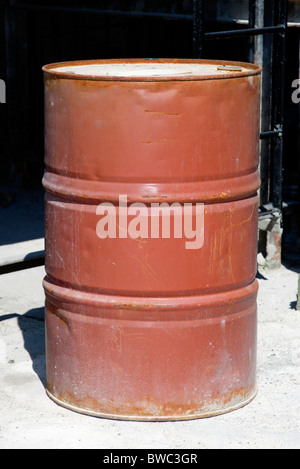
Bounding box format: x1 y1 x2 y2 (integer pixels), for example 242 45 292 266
42 59 261 420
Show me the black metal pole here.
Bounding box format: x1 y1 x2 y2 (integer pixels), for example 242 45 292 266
248 0 256 62
271 0 287 210
205 25 284 40
259 0 273 205
193 0 205 59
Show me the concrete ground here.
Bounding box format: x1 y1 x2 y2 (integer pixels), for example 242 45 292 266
0 260 299 449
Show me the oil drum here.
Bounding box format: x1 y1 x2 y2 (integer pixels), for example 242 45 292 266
42 59 261 420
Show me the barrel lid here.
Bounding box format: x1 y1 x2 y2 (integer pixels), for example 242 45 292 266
42 59 261 81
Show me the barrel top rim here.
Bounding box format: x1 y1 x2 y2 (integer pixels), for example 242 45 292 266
42 58 262 81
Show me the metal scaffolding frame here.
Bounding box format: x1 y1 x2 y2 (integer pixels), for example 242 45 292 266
193 0 288 267
193 0 288 214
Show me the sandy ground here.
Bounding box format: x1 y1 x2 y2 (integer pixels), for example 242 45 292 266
0 261 299 449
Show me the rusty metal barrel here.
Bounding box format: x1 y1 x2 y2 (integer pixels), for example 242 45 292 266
42 59 261 420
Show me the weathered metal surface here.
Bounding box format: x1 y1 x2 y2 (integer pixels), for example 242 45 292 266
42 58 261 420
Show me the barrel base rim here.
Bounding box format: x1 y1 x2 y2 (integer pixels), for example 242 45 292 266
45 387 257 421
